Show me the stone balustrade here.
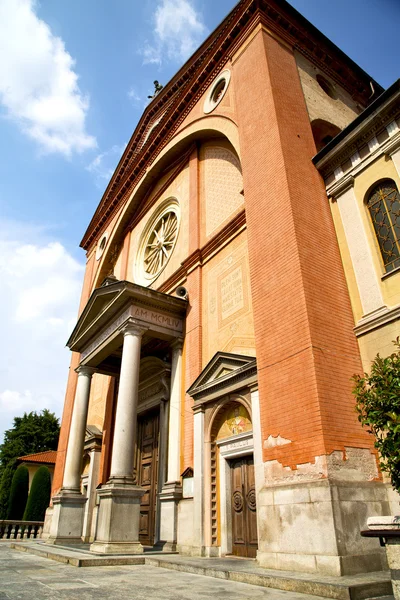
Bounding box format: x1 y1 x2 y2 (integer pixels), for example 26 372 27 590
0 520 43 540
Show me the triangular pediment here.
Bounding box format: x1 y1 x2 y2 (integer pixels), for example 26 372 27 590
67 281 126 350
187 352 256 400
66 279 187 354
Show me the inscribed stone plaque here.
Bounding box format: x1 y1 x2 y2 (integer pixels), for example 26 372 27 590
220 265 244 321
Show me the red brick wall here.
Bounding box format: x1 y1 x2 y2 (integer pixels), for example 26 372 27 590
232 26 374 469
182 145 202 470
51 251 96 496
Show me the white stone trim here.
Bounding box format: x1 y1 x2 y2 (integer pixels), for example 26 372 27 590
354 303 400 337
387 120 400 137
334 166 344 180
368 136 379 153
216 430 254 458
335 185 385 316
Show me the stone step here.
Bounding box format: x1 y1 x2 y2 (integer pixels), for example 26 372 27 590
145 556 393 600
11 542 146 567
10 542 393 600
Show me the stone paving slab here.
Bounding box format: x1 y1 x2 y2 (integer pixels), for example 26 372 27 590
8 542 393 600
0 544 333 600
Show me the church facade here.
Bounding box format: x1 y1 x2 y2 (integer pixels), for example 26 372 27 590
45 0 400 577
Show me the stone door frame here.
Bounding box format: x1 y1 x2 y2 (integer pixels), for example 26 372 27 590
216 431 254 555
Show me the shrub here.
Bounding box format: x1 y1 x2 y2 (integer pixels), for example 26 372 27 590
23 466 51 522
7 465 29 520
353 338 400 492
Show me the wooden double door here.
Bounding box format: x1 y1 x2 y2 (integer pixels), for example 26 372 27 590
136 409 159 547
230 456 258 558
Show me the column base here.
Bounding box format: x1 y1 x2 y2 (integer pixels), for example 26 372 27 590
90 480 145 555
46 490 86 545
90 541 144 555
158 482 182 548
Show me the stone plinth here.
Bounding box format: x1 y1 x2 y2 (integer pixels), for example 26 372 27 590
257 479 388 576
90 481 145 554
157 482 182 551
46 491 87 545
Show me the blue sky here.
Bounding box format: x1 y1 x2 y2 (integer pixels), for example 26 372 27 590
0 0 399 440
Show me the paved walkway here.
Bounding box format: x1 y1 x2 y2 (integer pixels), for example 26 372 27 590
0 544 328 600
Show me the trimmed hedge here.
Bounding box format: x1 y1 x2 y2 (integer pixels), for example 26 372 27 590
23 466 51 521
7 465 29 520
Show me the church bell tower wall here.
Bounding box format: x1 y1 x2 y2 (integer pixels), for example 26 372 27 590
231 25 386 575
295 52 362 133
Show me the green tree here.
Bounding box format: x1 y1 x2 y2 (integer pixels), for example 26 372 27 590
353 338 400 491
0 410 59 518
23 466 51 521
7 465 29 520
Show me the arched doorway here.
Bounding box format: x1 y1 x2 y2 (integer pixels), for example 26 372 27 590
209 398 258 558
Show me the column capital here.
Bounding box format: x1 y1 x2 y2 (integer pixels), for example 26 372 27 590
170 337 184 351
75 366 96 378
121 321 147 338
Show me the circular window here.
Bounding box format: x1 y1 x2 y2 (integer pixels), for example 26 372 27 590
96 232 108 260
136 199 180 285
204 69 231 114
316 74 337 99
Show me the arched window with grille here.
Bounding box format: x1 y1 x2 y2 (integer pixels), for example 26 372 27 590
367 179 400 273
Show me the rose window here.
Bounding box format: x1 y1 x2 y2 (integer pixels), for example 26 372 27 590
143 211 178 276
136 199 180 285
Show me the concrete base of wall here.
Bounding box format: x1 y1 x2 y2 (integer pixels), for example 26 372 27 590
256 479 389 576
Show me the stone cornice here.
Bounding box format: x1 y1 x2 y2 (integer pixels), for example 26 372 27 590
80 0 380 252
354 303 400 338
327 175 355 200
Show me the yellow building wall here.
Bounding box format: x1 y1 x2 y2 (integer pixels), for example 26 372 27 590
330 199 364 323
353 155 400 308
330 153 400 369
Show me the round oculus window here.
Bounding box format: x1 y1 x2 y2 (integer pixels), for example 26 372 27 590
137 200 180 284
96 232 108 260
316 74 337 99
204 69 231 114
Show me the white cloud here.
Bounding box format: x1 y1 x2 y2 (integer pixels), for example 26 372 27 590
142 0 207 66
0 222 84 441
0 0 96 156
86 144 126 187
127 86 141 105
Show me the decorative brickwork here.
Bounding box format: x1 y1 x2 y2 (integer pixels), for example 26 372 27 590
204 146 243 237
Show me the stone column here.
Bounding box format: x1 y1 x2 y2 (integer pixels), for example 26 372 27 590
63 367 95 491
110 324 144 482
91 322 146 554
47 366 95 545
158 338 183 551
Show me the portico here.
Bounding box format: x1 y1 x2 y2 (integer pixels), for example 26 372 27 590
47 279 187 553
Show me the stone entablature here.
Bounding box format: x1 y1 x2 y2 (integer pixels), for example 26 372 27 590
67 279 187 368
